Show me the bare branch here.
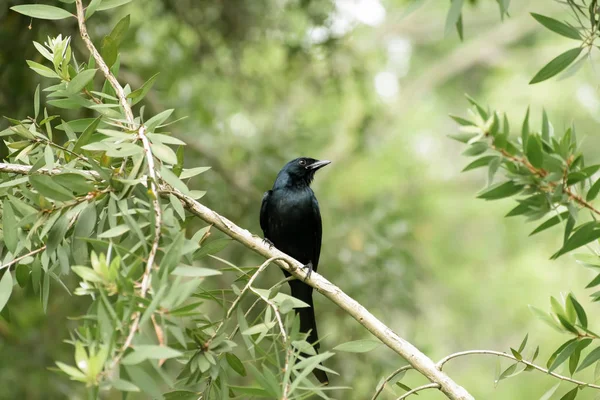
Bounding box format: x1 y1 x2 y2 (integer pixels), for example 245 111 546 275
396 383 440 400
372 365 413 400
437 350 600 390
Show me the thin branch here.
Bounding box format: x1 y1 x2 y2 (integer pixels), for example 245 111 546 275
396 383 440 400
0 162 100 179
210 256 286 342
164 188 474 400
493 145 600 217
74 0 162 368
0 246 46 271
248 284 287 342
371 365 414 400
437 350 600 390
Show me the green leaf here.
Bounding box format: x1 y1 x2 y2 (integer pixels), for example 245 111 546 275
96 0 131 11
449 115 473 126
559 387 578 400
108 15 130 45
160 166 190 194
539 383 560 400
445 0 465 37
569 295 588 328
53 174 94 194
518 333 529 353
526 135 543 168
462 156 498 172
111 379 140 392
194 238 231 259
226 353 247 377
549 340 579 372
462 142 488 156
98 225 130 239
577 345 600 372
46 213 69 253
230 386 270 397
178 166 210 180
531 13 581 40
26 60 59 79
333 339 381 353
56 362 86 380
164 391 202 400
477 181 523 200
72 266 104 283
15 264 29 288
67 69 97 95
121 345 183 365
520 108 530 149
171 266 222 277
100 36 118 69
530 48 583 84
2 201 18 253
0 271 14 313
29 174 75 202
11 5 73 20
587 177 600 201
34 84 41 119
127 72 159 105
85 0 103 18
147 133 186 146
552 222 600 259
530 211 569 236
146 109 174 132
152 143 178 165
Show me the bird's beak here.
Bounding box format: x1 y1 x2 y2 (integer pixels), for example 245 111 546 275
307 160 331 170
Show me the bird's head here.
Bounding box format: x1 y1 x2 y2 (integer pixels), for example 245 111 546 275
275 157 331 187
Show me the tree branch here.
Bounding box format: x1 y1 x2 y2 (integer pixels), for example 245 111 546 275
74 0 162 368
437 350 600 390
164 189 474 400
396 383 440 400
0 246 46 271
372 365 413 400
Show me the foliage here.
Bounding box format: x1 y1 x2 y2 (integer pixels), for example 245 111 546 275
0 2 347 399
4 0 600 399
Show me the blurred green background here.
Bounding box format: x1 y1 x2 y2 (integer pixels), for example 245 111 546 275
2 0 600 398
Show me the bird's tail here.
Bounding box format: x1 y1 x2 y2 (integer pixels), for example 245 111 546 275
291 284 329 385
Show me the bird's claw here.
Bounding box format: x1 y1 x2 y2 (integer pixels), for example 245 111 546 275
303 262 314 282
262 238 274 249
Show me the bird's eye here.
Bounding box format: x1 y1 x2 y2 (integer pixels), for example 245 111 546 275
299 160 306 166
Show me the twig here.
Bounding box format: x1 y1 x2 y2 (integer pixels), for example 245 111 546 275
437 350 600 390
0 162 100 179
164 188 474 400
493 146 600 217
248 284 287 342
396 383 440 400
0 246 46 271
74 0 162 368
210 256 286 343
371 365 413 400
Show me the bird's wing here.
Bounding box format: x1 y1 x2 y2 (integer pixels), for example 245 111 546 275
260 190 272 236
312 195 322 270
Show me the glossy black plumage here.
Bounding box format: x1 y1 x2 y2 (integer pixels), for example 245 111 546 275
260 157 330 384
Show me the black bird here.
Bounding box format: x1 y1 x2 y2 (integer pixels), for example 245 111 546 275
260 157 331 385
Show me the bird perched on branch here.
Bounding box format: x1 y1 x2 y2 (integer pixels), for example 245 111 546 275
260 157 331 385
